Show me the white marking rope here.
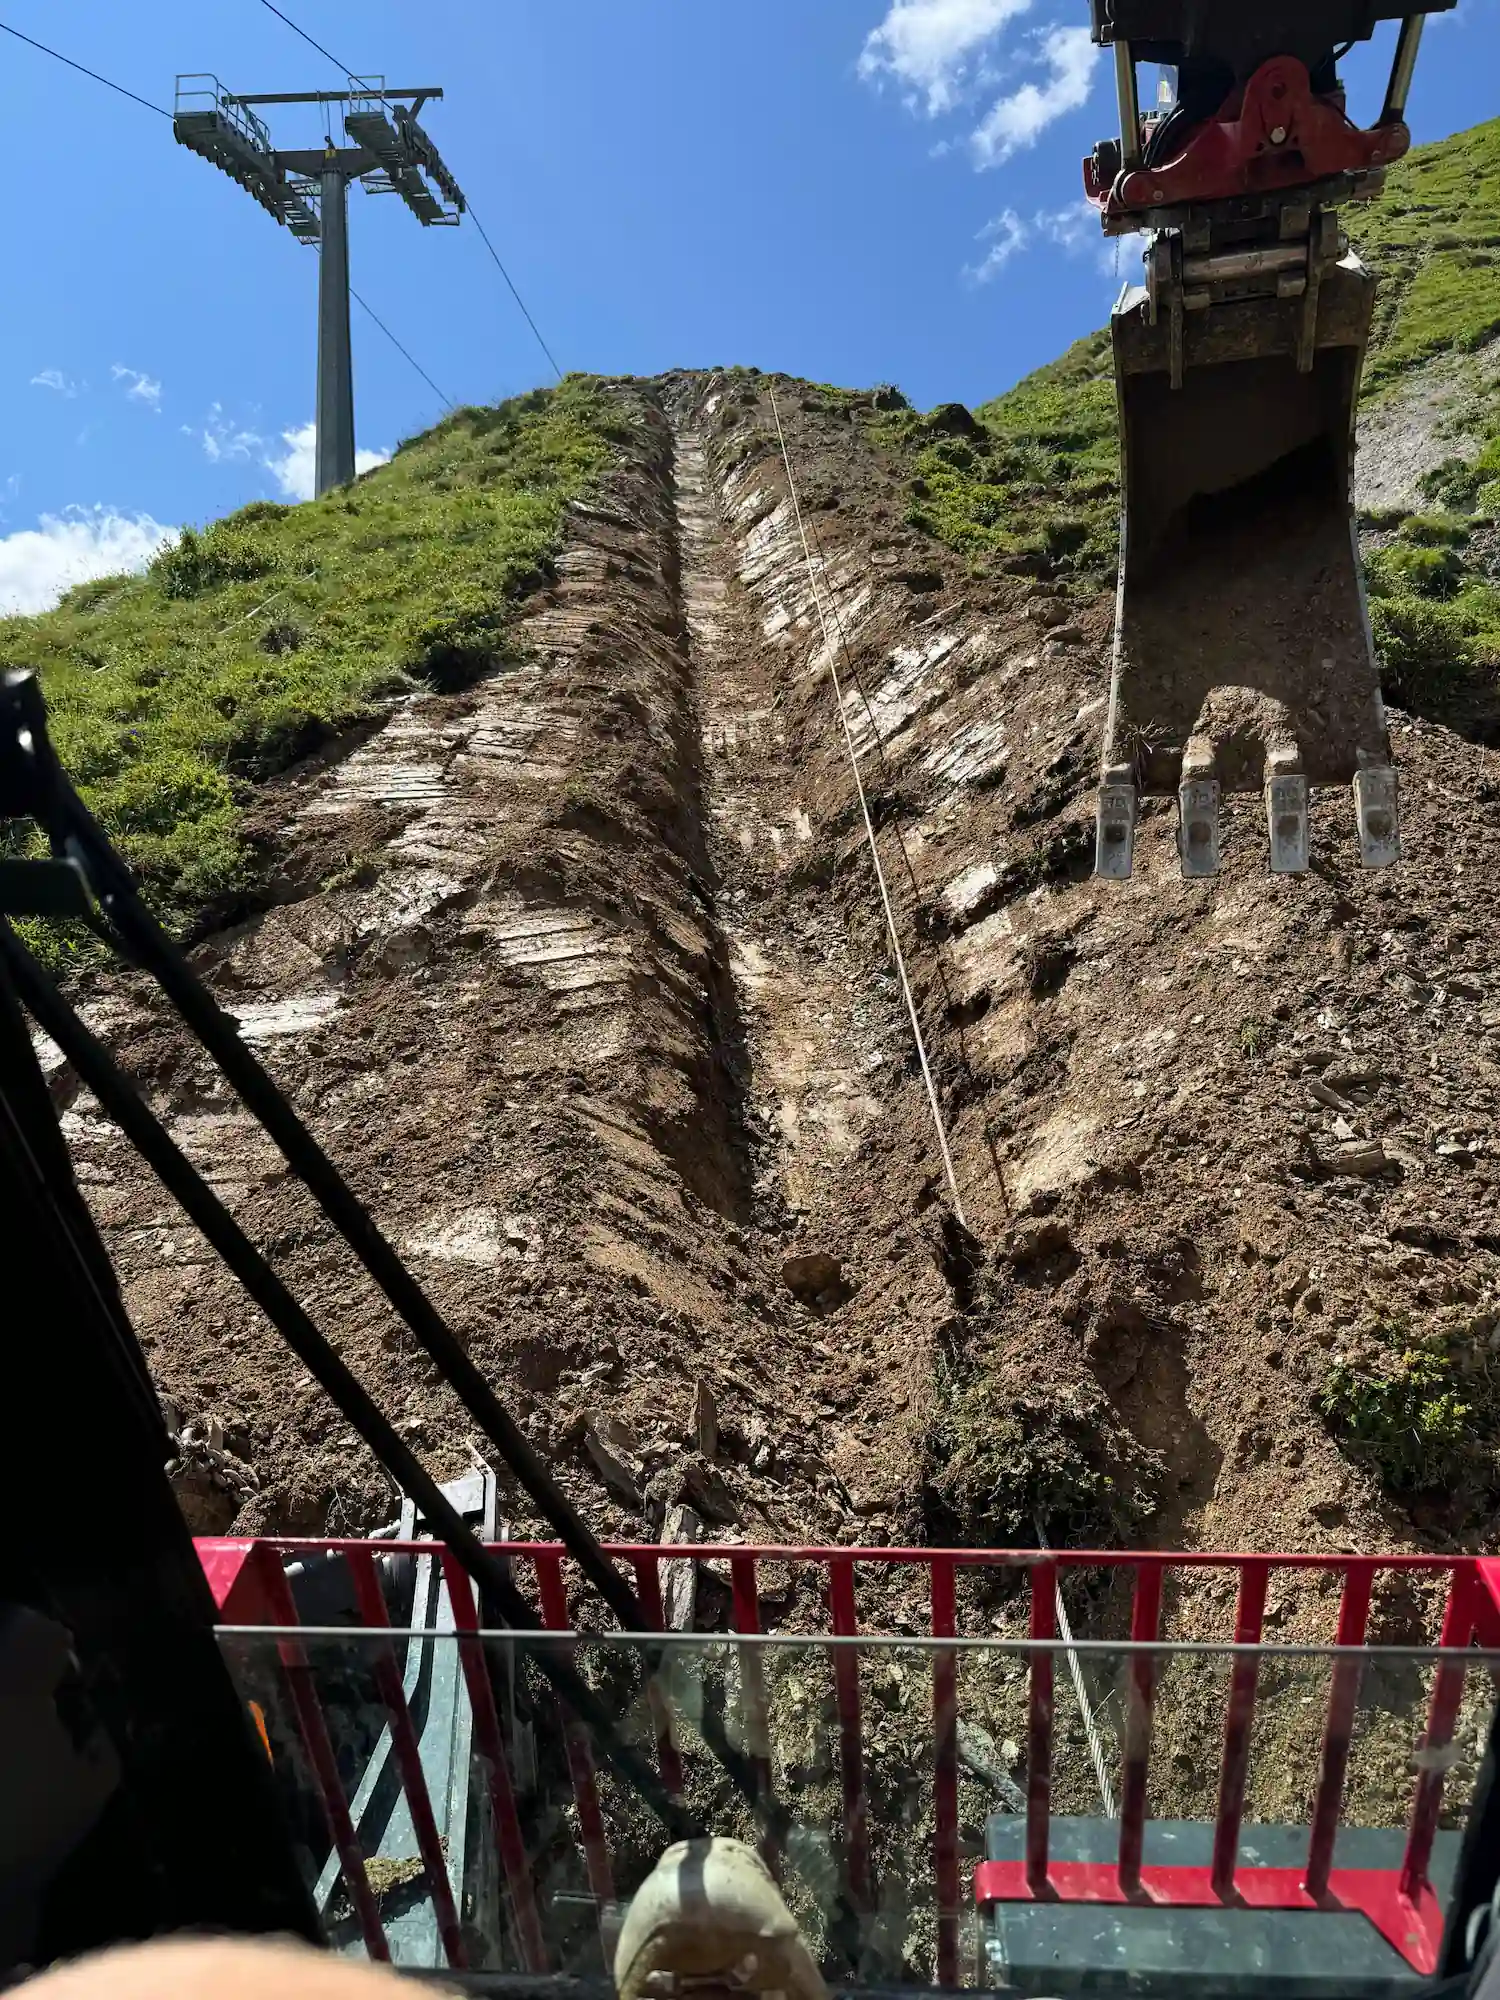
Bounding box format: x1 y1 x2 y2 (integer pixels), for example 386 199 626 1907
765 383 967 1232
1036 1519 1118 1819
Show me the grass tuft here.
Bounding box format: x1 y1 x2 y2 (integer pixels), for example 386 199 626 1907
925 1356 1162 1547
1317 1318 1491 1500
1237 1017 1273 1059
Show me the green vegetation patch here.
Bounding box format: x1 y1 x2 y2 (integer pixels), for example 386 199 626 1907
868 329 1119 596
1424 431 1500 517
1352 117 1500 585
0 380 620 942
1363 512 1500 709
1363 249 1500 388
1237 1016 1274 1060
1349 117 1500 392
1319 1314 1500 1506
925 1357 1163 1547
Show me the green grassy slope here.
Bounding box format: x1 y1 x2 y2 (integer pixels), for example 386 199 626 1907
1335 117 1500 704
1356 116 1500 401
873 328 1117 591
0 381 619 941
872 116 1500 702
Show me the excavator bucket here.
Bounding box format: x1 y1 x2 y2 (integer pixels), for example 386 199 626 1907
1097 249 1399 880
1079 2 1451 878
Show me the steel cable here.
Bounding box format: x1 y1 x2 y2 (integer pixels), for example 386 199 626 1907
789 473 1010 1219
0 18 169 116
1036 1519 1118 1819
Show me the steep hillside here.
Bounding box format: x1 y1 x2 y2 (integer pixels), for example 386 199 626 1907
5 124 1494 1582
5 117 1500 1969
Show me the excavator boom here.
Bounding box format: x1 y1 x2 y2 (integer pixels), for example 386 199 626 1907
1084 1 1454 879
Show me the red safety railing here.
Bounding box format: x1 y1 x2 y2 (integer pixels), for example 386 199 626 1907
198 1541 1500 1983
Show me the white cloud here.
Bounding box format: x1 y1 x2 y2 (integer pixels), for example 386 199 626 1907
860 6 1104 231
1034 201 1092 251
111 364 163 412
1036 199 1122 273
970 25 1100 164
263 422 390 503
965 197 1121 282
965 207 1030 283
200 402 264 465
0 508 174 617
858 0 1035 114
31 367 80 398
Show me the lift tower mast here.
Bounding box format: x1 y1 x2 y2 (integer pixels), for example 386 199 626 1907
173 77 465 497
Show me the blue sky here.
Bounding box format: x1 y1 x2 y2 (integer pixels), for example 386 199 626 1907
2 0 1496 611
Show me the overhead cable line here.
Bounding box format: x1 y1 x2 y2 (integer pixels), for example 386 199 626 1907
0 18 170 117
256 0 352 75
253 0 566 383
465 204 564 382
351 288 454 411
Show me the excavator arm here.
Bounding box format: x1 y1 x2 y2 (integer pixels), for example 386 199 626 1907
1083 2 1455 879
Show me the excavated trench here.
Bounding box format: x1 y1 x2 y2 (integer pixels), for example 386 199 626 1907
38 367 1500 1967
53 380 966 1569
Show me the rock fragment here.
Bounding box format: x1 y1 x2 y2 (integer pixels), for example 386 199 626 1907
583 1417 643 1508
681 1455 739 1525
1309 1077 1357 1115
1320 1139 1389 1178
694 1378 718 1460
661 1502 703 1632
375 923 433 974
999 1216 1075 1267
958 1719 1027 1813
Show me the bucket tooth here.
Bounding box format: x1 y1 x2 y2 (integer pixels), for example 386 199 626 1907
1265 751 1310 874
1095 778 1138 879
1353 765 1401 869
1178 776 1220 878
1265 774 1310 874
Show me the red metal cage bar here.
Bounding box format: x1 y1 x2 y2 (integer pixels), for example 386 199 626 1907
535 1551 616 1934
439 1551 548 1972
730 1549 779 1878
627 1551 686 1799
199 1541 1500 1980
930 1556 961 1988
1210 1558 1269 1899
828 1554 872 1916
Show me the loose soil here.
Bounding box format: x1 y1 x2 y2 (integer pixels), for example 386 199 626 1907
1118 489 1388 788
37 369 1500 1972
